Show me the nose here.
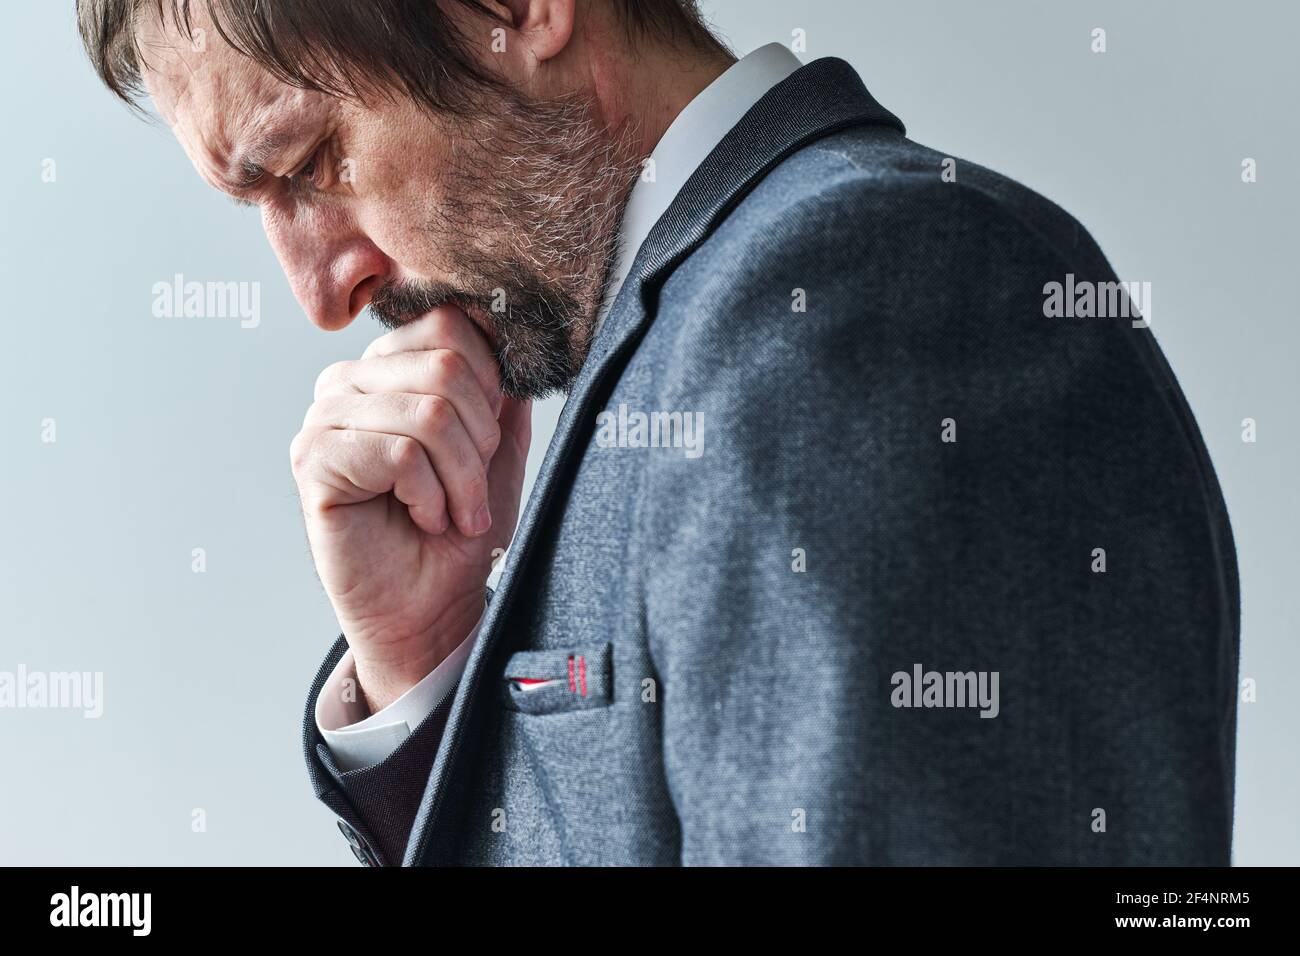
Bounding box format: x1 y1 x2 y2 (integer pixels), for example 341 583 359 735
263 210 388 331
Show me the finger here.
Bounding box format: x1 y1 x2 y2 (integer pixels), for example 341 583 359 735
315 350 501 463
291 428 448 535
360 305 500 410
483 398 531 531
495 397 532 462
306 392 491 537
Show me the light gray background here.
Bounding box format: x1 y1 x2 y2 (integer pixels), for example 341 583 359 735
1 1 1294 865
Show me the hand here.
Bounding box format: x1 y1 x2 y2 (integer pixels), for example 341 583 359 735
290 306 531 712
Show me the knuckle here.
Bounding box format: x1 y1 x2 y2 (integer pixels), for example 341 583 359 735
414 393 454 434
288 432 314 473
302 392 343 430
313 360 353 398
389 435 423 469
424 348 464 385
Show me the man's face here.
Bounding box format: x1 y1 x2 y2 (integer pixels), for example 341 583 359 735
139 9 641 399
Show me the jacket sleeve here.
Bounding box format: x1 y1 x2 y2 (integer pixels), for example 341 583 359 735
302 634 454 866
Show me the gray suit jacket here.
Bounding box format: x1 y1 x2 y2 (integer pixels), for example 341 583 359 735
303 57 1239 866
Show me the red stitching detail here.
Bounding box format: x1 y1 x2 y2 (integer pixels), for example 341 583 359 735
579 655 588 697
567 655 576 693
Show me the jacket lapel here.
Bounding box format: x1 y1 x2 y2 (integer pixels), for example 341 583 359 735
403 57 905 865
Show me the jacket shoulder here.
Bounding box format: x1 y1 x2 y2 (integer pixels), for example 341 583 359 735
704 126 1110 286
650 126 1114 369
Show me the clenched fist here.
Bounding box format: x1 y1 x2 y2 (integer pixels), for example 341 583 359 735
290 306 531 712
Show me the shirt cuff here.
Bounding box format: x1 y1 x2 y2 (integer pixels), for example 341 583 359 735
315 615 482 773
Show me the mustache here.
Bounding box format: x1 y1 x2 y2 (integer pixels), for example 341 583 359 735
367 271 580 343
367 278 480 332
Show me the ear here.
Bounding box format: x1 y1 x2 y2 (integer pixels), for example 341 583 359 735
491 0 576 63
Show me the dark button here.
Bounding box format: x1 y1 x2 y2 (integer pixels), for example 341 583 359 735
350 842 379 866
336 819 362 847
337 819 380 866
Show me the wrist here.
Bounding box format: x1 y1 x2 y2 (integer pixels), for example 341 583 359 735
350 593 485 714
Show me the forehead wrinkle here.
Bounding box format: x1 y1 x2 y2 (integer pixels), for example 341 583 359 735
138 23 235 189
140 7 285 177
135 0 222 126
190 79 299 195
136 10 304 211
139 5 332 203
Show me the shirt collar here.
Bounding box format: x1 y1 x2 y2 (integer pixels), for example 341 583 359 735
594 42 804 335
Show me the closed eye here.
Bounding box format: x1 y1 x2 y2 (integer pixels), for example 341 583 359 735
291 150 319 180
287 142 328 191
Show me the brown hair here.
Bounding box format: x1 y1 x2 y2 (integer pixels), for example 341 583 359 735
76 0 728 116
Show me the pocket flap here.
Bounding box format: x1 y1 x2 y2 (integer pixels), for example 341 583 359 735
500 643 613 714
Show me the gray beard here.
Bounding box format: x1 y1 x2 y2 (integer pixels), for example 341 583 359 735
369 93 643 401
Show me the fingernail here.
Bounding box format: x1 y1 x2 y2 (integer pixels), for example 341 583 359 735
472 503 492 535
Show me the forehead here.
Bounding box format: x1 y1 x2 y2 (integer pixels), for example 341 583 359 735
136 7 323 186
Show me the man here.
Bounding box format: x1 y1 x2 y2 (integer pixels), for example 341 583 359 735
78 0 1240 866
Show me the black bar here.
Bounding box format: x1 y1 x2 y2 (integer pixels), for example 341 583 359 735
0 867 1286 940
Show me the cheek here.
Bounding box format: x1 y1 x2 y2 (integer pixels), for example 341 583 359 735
340 104 470 271
261 202 337 256
350 181 468 278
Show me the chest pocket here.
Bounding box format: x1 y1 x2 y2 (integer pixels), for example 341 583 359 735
499 642 613 715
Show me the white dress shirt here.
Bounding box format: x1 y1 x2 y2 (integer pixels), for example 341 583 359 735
315 42 804 773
